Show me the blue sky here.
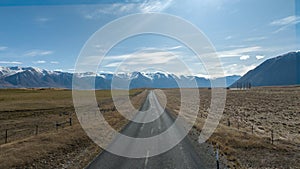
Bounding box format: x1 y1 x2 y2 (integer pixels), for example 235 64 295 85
0 0 299 76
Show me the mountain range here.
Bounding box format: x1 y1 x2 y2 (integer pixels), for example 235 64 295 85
231 51 300 87
0 66 240 89
1 51 299 89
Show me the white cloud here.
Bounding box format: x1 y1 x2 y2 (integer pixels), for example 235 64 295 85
77 49 200 75
66 69 75 73
139 0 173 13
270 15 300 26
223 63 257 76
103 50 178 66
194 73 211 79
0 61 22 64
83 3 133 19
225 36 232 40
191 0 236 10
165 46 183 50
36 17 50 22
103 62 121 68
50 61 59 64
255 55 265 60
239 55 250 60
80 50 177 67
270 15 300 33
227 45 246 48
217 46 262 58
76 44 262 77
82 0 173 19
0 46 8 51
244 36 267 42
24 50 53 57
137 46 183 51
54 69 63 72
34 60 46 64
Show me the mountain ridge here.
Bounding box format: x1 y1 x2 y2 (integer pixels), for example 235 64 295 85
0 66 240 89
230 51 300 87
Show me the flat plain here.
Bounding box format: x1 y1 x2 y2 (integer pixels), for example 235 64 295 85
0 88 147 168
161 87 300 168
0 87 299 168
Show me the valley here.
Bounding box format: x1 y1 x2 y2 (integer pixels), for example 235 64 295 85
1 87 299 168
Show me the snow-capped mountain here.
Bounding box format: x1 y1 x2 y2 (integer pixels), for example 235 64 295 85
0 66 73 88
231 51 300 87
0 66 240 89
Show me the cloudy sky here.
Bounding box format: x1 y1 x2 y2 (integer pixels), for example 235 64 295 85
0 0 299 76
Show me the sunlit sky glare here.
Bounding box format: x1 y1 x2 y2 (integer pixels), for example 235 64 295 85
0 0 299 76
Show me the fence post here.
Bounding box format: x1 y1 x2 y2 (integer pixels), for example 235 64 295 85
271 129 274 144
227 118 230 127
56 121 58 131
5 129 8 144
69 118 72 126
35 125 38 135
216 145 220 169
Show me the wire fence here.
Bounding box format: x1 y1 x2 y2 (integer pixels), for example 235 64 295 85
225 117 277 145
0 117 73 145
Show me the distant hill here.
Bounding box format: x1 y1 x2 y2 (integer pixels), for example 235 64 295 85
231 51 300 87
0 66 240 89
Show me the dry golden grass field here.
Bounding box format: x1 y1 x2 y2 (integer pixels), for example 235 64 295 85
0 87 299 169
0 88 147 168
161 87 300 169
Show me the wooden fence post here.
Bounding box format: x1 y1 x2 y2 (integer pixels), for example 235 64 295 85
56 121 58 131
69 118 72 126
35 125 38 135
271 129 274 144
227 118 230 127
216 145 220 169
5 129 8 144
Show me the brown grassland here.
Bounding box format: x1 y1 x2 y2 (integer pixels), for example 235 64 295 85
0 88 147 168
0 87 299 168
161 87 300 169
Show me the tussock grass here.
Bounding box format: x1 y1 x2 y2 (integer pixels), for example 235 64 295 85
0 88 147 168
161 87 300 168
